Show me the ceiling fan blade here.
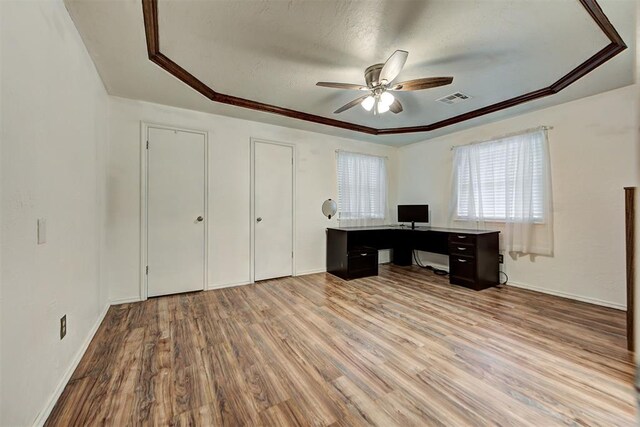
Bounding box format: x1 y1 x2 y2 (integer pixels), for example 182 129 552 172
316 82 368 90
390 77 453 91
334 95 369 114
389 99 403 114
379 50 408 84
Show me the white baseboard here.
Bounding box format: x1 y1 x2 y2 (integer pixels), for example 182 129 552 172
294 259 392 278
295 268 326 276
208 281 251 290
407 257 624 311
209 270 332 288
411 260 450 272
379 249 392 264
33 303 110 427
109 296 142 305
506 280 626 311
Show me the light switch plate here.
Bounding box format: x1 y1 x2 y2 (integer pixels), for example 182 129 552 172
37 218 46 244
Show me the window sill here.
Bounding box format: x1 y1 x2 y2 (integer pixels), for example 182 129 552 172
454 218 547 225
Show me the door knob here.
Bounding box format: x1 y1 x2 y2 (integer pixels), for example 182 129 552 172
196 216 204 222
256 217 262 222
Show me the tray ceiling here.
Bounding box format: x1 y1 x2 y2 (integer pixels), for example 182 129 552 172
65 0 635 145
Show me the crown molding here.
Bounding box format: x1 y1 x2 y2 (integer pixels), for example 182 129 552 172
141 0 626 136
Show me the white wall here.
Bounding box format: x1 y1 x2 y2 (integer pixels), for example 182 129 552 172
107 97 397 302
0 1 109 425
397 85 638 309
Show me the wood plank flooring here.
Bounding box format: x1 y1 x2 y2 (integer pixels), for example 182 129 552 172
46 265 636 426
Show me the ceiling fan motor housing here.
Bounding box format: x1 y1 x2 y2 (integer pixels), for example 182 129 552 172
364 64 384 87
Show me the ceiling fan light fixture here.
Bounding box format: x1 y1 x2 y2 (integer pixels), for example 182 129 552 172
361 96 375 111
380 91 395 107
377 101 390 114
317 49 454 116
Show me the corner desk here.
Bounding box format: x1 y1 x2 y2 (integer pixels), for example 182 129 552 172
326 225 500 290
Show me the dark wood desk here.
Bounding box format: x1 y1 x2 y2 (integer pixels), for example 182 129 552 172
326 225 500 290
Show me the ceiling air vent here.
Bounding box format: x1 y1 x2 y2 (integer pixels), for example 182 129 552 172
437 92 471 105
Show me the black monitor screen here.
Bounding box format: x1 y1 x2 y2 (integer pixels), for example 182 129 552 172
398 205 429 223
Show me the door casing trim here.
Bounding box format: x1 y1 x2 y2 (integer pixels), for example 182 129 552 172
250 138 297 283
140 122 209 300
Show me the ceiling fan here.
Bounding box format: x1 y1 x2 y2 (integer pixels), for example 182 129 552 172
316 50 453 115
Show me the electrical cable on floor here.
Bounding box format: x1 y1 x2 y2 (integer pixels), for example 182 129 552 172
412 249 427 267
412 250 449 276
499 270 509 286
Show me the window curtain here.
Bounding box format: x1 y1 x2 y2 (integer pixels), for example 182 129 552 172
450 128 553 256
337 151 388 227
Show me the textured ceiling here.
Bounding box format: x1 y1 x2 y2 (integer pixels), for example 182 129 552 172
65 0 635 146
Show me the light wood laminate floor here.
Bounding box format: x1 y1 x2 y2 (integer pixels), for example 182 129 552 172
46 265 636 426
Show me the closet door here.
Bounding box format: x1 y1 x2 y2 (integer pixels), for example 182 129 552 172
254 141 293 281
147 127 206 297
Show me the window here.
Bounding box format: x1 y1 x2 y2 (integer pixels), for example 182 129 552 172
454 129 548 222
337 151 388 224
451 128 553 256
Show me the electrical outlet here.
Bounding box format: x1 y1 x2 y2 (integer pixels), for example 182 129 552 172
60 315 67 339
498 254 504 264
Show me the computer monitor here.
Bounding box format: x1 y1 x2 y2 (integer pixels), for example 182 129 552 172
398 205 429 229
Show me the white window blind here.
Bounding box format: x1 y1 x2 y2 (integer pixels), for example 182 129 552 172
337 151 388 226
455 135 545 221
451 128 553 255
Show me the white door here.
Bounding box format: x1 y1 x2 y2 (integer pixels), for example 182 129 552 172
254 141 293 281
147 127 206 297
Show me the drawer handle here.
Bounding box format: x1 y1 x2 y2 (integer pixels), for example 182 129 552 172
361 253 368 257
457 235 467 239
457 258 468 263
457 247 467 251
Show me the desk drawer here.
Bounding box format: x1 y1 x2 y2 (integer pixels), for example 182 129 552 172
348 248 378 279
449 233 476 245
450 255 476 280
449 243 476 257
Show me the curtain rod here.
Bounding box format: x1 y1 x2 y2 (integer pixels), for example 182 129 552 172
335 149 388 159
450 126 553 151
